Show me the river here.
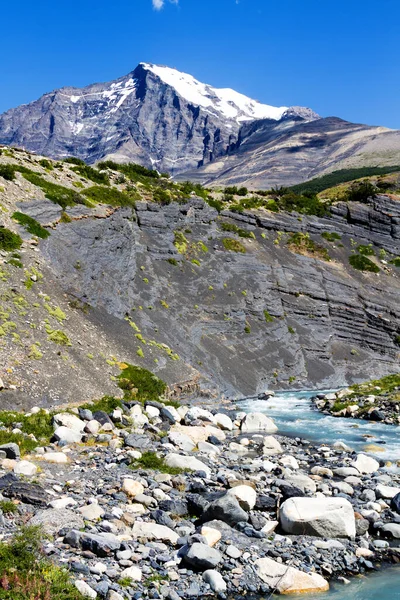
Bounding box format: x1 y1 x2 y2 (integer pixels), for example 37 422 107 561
240 389 400 599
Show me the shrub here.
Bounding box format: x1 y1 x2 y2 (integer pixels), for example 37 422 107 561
117 364 166 402
71 164 109 185
82 185 135 207
97 161 160 180
345 181 377 203
39 159 53 170
81 395 122 414
222 238 246 253
0 500 17 514
63 157 86 166
264 310 274 323
207 198 224 212
130 451 186 475
288 166 400 195
0 227 22 251
220 221 255 238
12 212 50 239
0 164 16 181
390 257 400 267
321 231 341 242
287 232 330 261
357 244 375 256
349 254 380 273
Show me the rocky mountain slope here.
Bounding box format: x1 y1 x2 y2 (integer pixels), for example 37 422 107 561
0 63 316 176
1 63 400 189
0 149 399 409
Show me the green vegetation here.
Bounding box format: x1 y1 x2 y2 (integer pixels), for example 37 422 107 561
39 159 53 170
98 160 160 181
0 227 23 251
12 212 50 239
219 221 255 238
0 526 81 600
21 172 82 209
82 185 135 207
390 257 400 267
264 310 274 323
71 164 109 185
321 231 341 242
357 244 375 256
45 326 72 346
287 232 330 261
0 164 17 181
130 451 186 475
117 364 167 402
81 395 122 414
288 166 400 195
174 231 188 254
349 254 380 273
224 186 248 196
0 409 54 455
222 237 246 253
0 500 17 514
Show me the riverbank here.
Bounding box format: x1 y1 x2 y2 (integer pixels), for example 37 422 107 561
311 374 400 426
1 393 400 598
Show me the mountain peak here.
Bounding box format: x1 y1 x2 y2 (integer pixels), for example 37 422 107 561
140 62 290 123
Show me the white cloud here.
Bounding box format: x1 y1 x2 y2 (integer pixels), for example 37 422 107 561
152 0 178 9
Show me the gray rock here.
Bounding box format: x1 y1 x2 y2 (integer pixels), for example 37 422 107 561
53 426 83 444
0 443 20 459
183 543 222 570
280 497 356 538
202 493 249 526
29 508 84 536
203 569 227 592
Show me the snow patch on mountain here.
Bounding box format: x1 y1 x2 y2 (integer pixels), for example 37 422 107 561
142 63 288 123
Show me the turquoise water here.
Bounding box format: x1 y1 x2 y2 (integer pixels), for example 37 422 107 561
284 566 400 600
240 390 400 462
240 389 400 598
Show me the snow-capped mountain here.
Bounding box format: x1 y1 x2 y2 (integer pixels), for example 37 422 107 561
0 63 319 173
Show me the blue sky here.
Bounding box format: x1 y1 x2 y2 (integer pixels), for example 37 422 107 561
1 0 399 128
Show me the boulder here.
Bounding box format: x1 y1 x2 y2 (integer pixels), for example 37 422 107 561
240 412 278 433
78 503 105 521
170 424 225 444
79 532 121 556
255 557 329 594
160 406 181 424
53 413 85 432
390 492 400 513
381 523 400 539
29 508 84 536
183 542 222 571
131 521 179 544
262 436 283 456
119 566 142 581
14 460 37 476
53 426 83 444
164 453 211 476
283 473 316 494
202 493 248 526
122 479 144 497
75 580 97 598
352 454 379 475
203 570 227 593
0 443 20 459
228 485 257 511
213 413 233 431
41 452 68 463
168 431 195 452
200 526 222 547
280 497 356 538
376 484 400 499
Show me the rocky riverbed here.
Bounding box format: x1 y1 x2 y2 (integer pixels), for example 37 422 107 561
1 399 400 599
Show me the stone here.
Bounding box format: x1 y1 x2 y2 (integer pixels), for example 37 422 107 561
255 557 329 594
29 508 84 536
49 497 76 509
145 405 160 419
261 520 279 535
53 413 85 432
280 497 356 538
0 474 48 505
78 503 105 521
161 406 181 424
352 454 380 475
14 460 37 476
200 526 222 547
183 543 222 571
240 412 278 433
0 443 20 459
334 467 360 477
42 452 68 463
75 580 97 598
213 413 233 431
131 521 179 544
381 523 400 539
262 436 283 456
170 424 225 445
228 485 257 511
108 592 124 600
376 484 400 499
390 492 400 513
53 426 83 444
333 441 353 452
185 407 215 423
85 420 101 434
203 570 227 592
122 479 144 497
202 493 248 526
120 566 142 581
283 473 316 494
168 431 196 451
79 532 121 556
225 545 241 559
280 455 299 470
310 466 333 478
198 441 220 454
332 481 354 495
164 453 211 476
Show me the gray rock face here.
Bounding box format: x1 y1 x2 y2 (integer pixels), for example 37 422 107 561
29 508 84 536
0 63 317 177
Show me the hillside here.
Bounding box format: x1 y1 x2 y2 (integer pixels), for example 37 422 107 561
0 147 400 410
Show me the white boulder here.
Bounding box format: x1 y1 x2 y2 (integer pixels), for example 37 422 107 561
280 497 356 538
